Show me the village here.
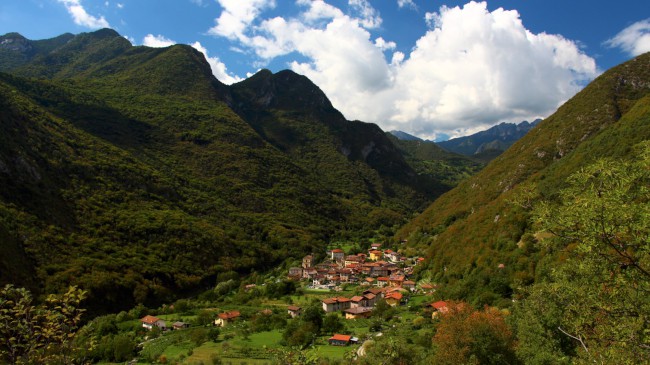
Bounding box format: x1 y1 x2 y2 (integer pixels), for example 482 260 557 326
134 242 452 360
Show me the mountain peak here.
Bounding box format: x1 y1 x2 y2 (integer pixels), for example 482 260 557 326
86 28 121 39
233 68 336 113
389 130 423 142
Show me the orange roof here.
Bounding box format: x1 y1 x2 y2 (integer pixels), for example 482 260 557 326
140 315 161 324
331 249 344 253
287 305 301 311
377 277 389 281
329 334 352 342
337 297 351 302
403 280 416 285
365 277 375 282
386 292 403 300
351 296 365 302
431 301 448 310
369 250 383 254
218 311 241 320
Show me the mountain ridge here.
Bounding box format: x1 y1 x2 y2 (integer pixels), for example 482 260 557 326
0 29 447 313
437 119 541 160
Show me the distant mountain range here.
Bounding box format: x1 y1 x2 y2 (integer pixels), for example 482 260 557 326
390 120 541 162
437 119 541 159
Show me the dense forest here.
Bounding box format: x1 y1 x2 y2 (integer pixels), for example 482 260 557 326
0 29 648 364
0 29 465 314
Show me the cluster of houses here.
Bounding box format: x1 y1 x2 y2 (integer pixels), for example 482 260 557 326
288 244 425 291
319 286 406 320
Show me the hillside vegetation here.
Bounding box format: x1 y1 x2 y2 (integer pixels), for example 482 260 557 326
398 52 650 306
0 29 444 313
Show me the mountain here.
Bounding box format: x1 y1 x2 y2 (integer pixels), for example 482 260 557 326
437 119 541 162
0 29 444 313
386 134 484 189
388 130 423 141
397 52 650 306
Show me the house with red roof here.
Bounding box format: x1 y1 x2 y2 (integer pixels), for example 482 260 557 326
287 305 302 318
403 280 416 291
385 291 403 307
376 277 389 287
329 248 345 262
140 315 166 331
215 310 241 327
430 301 449 317
369 250 383 261
328 334 352 346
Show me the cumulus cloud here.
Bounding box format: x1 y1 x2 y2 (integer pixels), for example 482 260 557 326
207 0 276 41
605 19 650 57
190 42 243 84
209 1 597 139
348 0 382 29
57 0 110 29
374 37 396 51
142 34 175 48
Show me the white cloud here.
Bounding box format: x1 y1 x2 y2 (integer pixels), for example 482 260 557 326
374 37 396 51
209 0 597 139
57 0 110 29
207 0 276 41
605 19 650 57
348 0 382 29
117 3 124 9
397 0 417 10
142 34 176 48
190 42 243 84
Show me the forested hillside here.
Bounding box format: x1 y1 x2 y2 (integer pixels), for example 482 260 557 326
0 29 444 313
398 52 650 306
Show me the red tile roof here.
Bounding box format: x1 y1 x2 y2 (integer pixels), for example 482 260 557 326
287 306 301 311
329 334 352 342
140 315 161 324
431 301 448 310
385 292 403 300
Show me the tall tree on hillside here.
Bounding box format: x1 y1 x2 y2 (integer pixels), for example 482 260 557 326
515 142 650 364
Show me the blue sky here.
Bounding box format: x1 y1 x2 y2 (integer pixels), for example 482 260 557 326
1 0 649 140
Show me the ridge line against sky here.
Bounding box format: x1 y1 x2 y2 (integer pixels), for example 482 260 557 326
1 0 648 140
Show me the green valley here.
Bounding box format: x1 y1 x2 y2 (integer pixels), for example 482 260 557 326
1 28 649 364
